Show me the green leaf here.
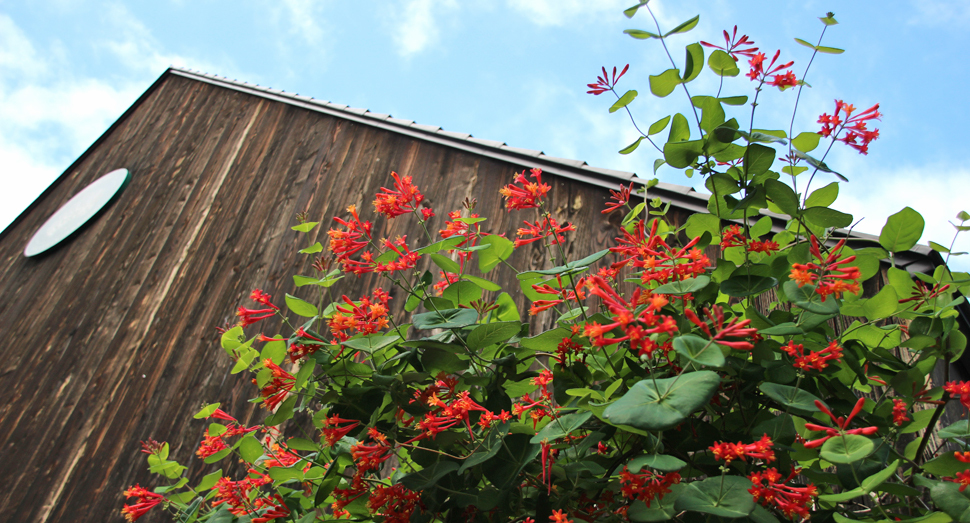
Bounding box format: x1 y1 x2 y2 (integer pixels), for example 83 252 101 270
924 452 970 477
668 113 690 142
620 136 644 155
719 95 747 106
623 1 650 19
765 179 799 216
628 454 687 473
784 280 840 315
531 412 593 444
495 292 520 322
194 403 221 419
467 321 521 351
930 482 970 522
603 371 720 431
791 131 822 153
341 334 401 353
862 285 899 321
478 235 514 273
817 46 844 54
203 448 232 464
692 96 725 134
298 242 323 254
653 276 710 295
860 459 900 492
264 395 297 426
758 382 821 412
707 49 740 77
239 434 263 463
430 253 461 274
291 221 319 233
624 29 660 39
459 422 510 473
412 308 479 330
744 143 775 176
417 236 465 254
443 280 482 307
940 420 970 439
268 465 304 482
610 90 638 113
285 294 318 318
880 207 925 252
675 475 755 518
664 140 703 169
720 274 777 297
805 182 838 207
664 15 700 37
803 207 853 228
629 484 685 522
461 274 500 292
673 335 724 367
648 115 672 136
286 437 318 451
683 43 704 82
684 213 720 240
820 435 875 464
519 327 572 352
649 69 682 98
759 323 803 336
399 461 459 490
794 38 816 50
197 469 223 491
517 249 610 279
796 151 847 181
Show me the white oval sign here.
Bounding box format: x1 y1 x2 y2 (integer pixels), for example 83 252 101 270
24 168 131 257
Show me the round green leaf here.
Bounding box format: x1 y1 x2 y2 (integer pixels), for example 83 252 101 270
649 68 682 98
629 483 685 522
673 334 725 367
707 49 740 77
879 207 925 252
628 454 687 473
285 293 318 318
603 371 720 431
930 481 970 521
758 383 821 412
720 274 777 297
674 475 755 518
820 435 875 464
467 321 521 351
653 276 710 295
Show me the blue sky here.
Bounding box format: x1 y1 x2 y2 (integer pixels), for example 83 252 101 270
2 0 969 269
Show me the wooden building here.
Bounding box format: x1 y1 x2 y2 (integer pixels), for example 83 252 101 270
0 67 961 522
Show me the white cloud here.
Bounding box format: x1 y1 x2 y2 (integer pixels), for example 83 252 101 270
100 3 218 74
389 0 457 57
506 0 686 29
0 14 45 79
280 0 325 46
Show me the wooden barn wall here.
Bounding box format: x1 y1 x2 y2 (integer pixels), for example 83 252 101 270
0 74 685 522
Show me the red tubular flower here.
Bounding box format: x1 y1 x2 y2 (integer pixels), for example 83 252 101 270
500 168 551 210
373 171 426 219
945 381 970 410
376 236 422 272
236 306 276 327
260 360 296 410
321 415 360 447
619 467 682 507
749 468 817 520
956 452 970 464
789 235 861 300
603 182 633 214
686 305 758 350
950 471 970 492
515 216 575 248
251 494 291 523
747 50 795 86
587 64 629 95
550 509 574 523
121 485 166 522
892 399 910 426
818 100 881 154
749 240 780 255
701 26 758 61
803 397 878 448
710 435 775 463
250 289 279 310
720 224 747 249
780 340 843 372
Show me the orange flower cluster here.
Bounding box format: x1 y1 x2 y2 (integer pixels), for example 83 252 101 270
748 468 818 521
789 235 861 300
747 50 796 88
610 218 709 284
367 484 422 523
328 205 422 275
710 434 775 463
328 288 391 342
618 467 682 508
779 340 843 372
515 216 575 248
500 168 551 210
720 224 780 255
583 275 678 357
373 171 428 219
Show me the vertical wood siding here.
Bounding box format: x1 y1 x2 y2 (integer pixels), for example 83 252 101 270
0 74 680 522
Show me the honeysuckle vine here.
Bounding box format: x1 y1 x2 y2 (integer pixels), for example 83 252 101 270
124 5 970 523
